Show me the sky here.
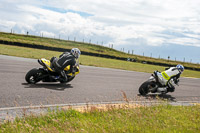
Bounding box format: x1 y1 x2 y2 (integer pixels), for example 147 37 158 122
0 0 200 63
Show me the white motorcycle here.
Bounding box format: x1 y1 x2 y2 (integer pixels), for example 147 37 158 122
139 71 179 96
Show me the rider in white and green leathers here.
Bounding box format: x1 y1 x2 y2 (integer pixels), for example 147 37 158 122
160 64 184 92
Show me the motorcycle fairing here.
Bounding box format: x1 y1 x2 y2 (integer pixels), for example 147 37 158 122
155 71 166 85
40 58 79 76
64 65 70 71
68 66 80 76
40 58 54 72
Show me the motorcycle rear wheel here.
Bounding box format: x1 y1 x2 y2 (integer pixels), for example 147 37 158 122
25 68 44 84
139 80 153 95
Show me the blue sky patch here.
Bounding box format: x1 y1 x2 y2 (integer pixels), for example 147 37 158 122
42 6 93 17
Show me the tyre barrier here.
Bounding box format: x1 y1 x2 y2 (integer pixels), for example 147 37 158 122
0 40 199 71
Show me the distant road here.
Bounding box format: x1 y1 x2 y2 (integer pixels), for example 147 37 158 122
0 55 200 108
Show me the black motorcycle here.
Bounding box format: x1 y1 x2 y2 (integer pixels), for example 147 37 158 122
25 58 79 84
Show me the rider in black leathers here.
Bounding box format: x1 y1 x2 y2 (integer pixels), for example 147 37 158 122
51 48 81 82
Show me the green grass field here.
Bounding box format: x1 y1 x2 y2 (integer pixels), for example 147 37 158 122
1 32 200 70
1 44 200 78
1 104 199 132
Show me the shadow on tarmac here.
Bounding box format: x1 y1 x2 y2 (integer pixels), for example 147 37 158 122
21 83 73 91
138 93 176 102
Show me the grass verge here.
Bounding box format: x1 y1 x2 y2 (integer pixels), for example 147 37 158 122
0 104 199 132
1 32 200 70
1 44 200 78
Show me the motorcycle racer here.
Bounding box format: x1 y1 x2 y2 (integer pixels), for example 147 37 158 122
139 64 184 95
51 48 81 82
159 64 184 92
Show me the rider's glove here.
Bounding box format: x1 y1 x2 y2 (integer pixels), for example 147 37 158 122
174 79 179 84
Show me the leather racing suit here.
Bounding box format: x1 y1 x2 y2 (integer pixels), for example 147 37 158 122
51 52 76 82
160 67 181 92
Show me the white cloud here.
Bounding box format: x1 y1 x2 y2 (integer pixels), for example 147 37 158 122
40 31 55 38
168 38 200 47
0 20 16 31
0 0 200 62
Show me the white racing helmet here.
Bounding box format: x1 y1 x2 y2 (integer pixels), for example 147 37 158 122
71 48 81 59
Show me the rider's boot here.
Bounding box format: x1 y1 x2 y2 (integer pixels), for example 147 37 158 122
59 70 68 83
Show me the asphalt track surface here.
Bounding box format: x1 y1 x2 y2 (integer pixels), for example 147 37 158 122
0 55 200 108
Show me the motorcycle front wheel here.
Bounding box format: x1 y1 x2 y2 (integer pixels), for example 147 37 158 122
60 76 75 83
25 68 44 84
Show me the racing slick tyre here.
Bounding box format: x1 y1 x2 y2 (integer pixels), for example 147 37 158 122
60 76 75 84
138 81 152 96
25 68 44 84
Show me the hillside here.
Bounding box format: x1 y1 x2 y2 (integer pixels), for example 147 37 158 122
0 32 199 70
